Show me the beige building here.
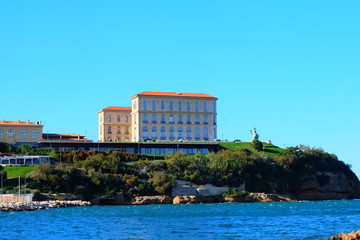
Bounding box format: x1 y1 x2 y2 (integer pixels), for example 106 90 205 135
0 120 43 144
130 91 218 142
98 106 132 142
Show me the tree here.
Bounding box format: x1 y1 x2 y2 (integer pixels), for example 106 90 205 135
0 142 13 153
17 144 36 155
251 140 263 151
149 171 176 195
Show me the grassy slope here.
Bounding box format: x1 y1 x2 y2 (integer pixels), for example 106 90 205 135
219 142 284 157
4 166 35 179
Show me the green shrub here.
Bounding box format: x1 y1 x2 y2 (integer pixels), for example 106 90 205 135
251 140 263 151
222 189 250 198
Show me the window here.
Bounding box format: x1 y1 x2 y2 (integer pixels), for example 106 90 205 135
178 127 183 139
187 102 190 111
126 115 129 123
143 100 147 110
21 129 28 139
169 114 174 124
117 115 121 122
133 100 137 110
186 128 191 139
117 126 121 134
186 115 191 124
152 114 157 123
161 114 165 123
116 137 121 142
170 101 173 110
161 101 165 109
203 128 208 140
204 102 207 111
195 128 200 140
32 130 38 139
195 115 200 124
125 126 129 134
107 126 112 134
152 127 157 138
213 116 216 125
143 114 148 123
169 127 174 139
204 115 208 124
152 101 156 109
108 114 111 123
0 129 3 139
178 102 182 111
143 126 148 139
161 127 166 140
9 129 15 137
178 115 183 124
195 102 199 111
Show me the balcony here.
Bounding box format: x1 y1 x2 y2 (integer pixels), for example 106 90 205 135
203 122 208 125
152 121 157 123
186 121 191 124
195 122 200 125
177 121 183 124
143 121 148 123
160 121 166 124
169 121 175 124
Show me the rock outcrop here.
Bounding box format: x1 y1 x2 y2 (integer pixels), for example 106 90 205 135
173 195 224 204
131 195 173 205
0 200 92 212
292 171 360 200
329 230 360 240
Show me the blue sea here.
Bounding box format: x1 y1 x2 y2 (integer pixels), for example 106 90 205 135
1 200 359 239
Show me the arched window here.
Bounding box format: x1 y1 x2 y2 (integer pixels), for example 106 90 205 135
178 115 182 124
143 126 148 139
203 115 208 124
186 128 191 139
178 127 183 139
161 127 166 140
152 126 157 139
169 127 174 139
203 128 208 140
116 137 121 142
195 127 200 140
169 114 174 124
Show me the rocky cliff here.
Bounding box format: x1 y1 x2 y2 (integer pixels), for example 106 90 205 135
291 171 360 200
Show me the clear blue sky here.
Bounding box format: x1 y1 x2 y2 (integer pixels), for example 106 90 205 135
1 1 359 176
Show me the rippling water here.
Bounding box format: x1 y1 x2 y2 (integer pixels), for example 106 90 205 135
1 200 359 239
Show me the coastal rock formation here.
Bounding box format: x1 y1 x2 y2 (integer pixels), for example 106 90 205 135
173 195 224 204
131 195 173 205
223 193 295 203
292 172 360 200
92 192 128 205
0 200 91 212
329 230 360 240
171 180 245 197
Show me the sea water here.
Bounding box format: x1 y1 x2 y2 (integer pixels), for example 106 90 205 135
1 200 359 240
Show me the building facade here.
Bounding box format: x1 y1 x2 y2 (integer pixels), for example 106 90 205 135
130 92 217 142
0 120 43 144
98 106 132 142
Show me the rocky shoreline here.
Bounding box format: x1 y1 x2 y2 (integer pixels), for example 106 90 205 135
0 200 92 212
0 193 296 212
329 230 360 240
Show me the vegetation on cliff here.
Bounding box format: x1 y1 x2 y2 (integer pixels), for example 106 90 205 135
0 142 359 200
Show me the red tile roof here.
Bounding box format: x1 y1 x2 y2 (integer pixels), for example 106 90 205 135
102 106 132 111
0 120 43 126
136 91 217 99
